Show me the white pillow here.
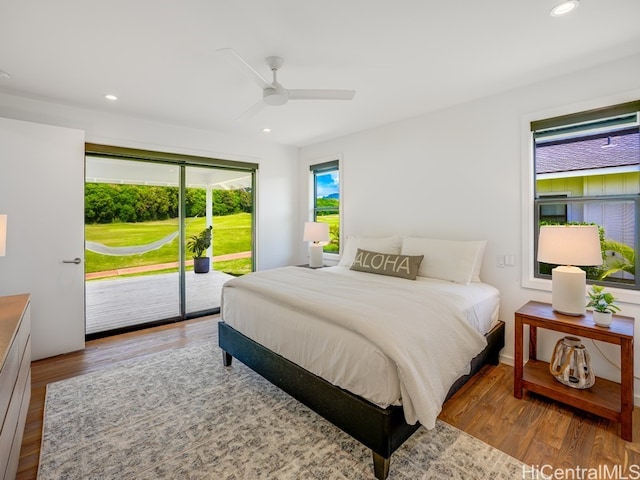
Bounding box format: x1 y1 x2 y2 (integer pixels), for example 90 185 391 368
338 235 402 267
470 241 486 282
400 237 487 284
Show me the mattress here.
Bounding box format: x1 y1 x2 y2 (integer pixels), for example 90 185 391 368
221 266 500 412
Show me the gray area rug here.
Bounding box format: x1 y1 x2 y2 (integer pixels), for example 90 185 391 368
39 337 527 479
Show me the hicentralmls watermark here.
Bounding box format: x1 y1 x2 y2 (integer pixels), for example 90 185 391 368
523 464 640 479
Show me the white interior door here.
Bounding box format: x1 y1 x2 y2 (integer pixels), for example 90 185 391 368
0 117 85 360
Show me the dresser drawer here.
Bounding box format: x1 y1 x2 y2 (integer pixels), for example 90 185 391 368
0 341 31 480
0 307 29 430
0 295 31 480
0 337 30 479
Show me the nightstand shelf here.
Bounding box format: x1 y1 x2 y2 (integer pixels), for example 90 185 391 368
514 301 634 441
522 359 621 420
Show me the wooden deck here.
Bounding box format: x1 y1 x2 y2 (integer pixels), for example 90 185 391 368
85 270 233 334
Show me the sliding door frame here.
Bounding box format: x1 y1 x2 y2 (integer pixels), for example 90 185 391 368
85 143 258 333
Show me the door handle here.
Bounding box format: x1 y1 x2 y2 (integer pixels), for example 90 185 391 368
62 257 82 264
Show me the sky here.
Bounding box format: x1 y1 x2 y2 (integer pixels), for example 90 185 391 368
316 171 339 198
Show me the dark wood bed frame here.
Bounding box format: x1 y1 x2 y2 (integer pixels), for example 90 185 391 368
219 319 505 480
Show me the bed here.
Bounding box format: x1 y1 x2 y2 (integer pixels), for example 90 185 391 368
219 237 504 479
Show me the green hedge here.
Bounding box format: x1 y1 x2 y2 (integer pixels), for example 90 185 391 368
85 184 252 223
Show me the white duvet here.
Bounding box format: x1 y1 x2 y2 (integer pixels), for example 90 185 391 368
222 266 488 429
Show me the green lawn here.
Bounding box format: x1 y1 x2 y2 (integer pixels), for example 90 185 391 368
85 213 252 276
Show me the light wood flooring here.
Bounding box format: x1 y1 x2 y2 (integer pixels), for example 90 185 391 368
17 315 640 479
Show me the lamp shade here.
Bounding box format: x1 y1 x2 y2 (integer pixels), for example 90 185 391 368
0 214 6 257
538 225 602 316
537 225 602 266
303 222 330 244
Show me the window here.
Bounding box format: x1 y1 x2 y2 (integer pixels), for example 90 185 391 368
310 160 340 253
538 195 568 223
532 101 640 290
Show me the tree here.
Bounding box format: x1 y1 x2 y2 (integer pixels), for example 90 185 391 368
316 197 339 216
600 239 635 280
84 183 253 223
238 189 253 213
186 188 206 217
85 184 116 223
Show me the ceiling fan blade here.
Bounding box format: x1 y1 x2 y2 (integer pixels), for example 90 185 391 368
236 99 266 122
217 48 271 90
287 89 355 101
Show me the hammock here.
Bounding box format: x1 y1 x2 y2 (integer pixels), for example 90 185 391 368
86 231 179 256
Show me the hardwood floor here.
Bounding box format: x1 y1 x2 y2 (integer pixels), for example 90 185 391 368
440 360 640 477
18 315 640 479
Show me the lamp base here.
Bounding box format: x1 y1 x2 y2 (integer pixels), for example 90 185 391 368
552 265 586 316
308 244 324 268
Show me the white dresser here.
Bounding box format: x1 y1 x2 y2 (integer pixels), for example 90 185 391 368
0 294 31 480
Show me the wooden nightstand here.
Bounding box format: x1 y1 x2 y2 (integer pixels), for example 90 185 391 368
514 301 634 441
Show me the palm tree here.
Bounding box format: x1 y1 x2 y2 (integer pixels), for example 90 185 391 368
599 239 635 280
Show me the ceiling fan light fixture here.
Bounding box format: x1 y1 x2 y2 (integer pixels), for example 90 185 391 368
550 0 579 17
263 86 288 106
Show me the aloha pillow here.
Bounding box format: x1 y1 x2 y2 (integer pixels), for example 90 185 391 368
350 248 424 280
400 237 487 284
338 235 402 267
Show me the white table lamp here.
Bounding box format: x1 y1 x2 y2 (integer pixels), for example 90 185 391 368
303 222 330 268
537 225 602 316
0 214 6 257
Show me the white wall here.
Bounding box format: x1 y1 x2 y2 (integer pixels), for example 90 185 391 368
299 53 640 400
0 92 300 271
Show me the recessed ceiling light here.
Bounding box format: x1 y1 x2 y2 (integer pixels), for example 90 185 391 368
550 0 579 17
104 94 118 101
262 128 271 133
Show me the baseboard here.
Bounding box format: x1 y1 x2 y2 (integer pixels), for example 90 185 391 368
499 353 514 366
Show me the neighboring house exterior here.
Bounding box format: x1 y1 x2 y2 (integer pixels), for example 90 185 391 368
536 129 639 282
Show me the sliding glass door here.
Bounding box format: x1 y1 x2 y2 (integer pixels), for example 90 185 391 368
84 150 255 337
85 157 181 334
184 165 253 316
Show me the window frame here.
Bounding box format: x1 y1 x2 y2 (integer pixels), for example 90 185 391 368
522 99 640 304
309 158 341 259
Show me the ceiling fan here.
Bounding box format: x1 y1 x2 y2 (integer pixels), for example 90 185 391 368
217 48 355 120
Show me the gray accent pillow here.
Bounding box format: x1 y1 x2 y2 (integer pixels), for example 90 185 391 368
350 248 424 280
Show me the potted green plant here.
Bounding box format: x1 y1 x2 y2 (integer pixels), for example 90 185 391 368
187 225 213 273
586 284 620 327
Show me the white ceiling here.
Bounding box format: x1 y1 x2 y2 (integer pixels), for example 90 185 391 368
1 0 639 147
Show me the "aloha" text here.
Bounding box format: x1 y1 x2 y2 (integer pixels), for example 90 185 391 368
353 251 411 274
